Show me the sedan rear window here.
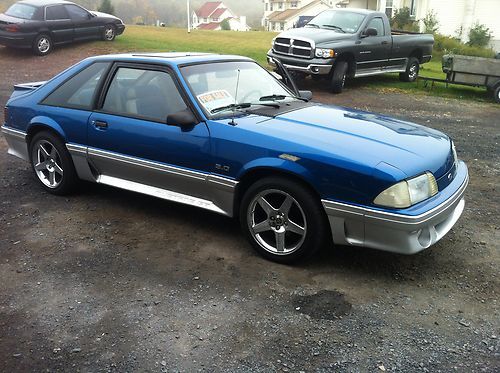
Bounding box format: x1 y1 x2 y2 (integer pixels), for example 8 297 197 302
5 3 37 20
42 62 110 110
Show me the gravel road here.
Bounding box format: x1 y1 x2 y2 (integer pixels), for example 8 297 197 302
0 45 499 372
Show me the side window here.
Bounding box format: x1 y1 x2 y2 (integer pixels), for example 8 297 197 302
45 5 69 20
102 67 188 122
42 62 110 110
65 5 89 21
367 17 384 36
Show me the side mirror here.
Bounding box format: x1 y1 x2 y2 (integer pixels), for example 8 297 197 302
299 90 312 101
362 27 378 37
166 109 197 131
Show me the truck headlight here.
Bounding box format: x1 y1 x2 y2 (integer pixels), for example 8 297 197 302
315 48 335 58
374 172 438 208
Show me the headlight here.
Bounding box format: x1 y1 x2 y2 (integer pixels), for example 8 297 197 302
452 141 458 165
315 48 335 58
374 172 438 208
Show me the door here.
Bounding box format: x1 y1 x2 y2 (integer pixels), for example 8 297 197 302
87 64 212 199
65 4 100 41
355 17 391 72
44 4 73 43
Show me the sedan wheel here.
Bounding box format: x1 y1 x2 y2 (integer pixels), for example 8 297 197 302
240 177 328 263
29 132 77 195
32 35 52 56
103 25 116 41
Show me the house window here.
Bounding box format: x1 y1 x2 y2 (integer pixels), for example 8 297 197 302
410 0 417 16
291 1 298 7
204 18 207 22
280 22 284 31
278 2 283 9
270 3 273 11
385 0 393 18
265 3 268 11
213 17 218 21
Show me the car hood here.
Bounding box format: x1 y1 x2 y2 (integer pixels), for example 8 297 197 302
245 104 453 179
276 27 352 45
90 11 120 20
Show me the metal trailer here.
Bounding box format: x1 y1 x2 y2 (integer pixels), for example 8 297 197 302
421 54 500 103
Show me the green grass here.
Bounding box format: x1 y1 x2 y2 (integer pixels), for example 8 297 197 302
108 26 496 104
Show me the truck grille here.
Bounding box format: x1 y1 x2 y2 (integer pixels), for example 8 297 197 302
273 37 313 59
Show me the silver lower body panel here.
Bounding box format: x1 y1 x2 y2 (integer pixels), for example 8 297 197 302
322 162 469 255
1 125 29 161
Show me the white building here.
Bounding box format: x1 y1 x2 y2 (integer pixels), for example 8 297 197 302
262 0 335 32
337 0 500 50
192 1 250 31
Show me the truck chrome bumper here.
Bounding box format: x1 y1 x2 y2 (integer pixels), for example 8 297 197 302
322 161 469 255
267 56 332 75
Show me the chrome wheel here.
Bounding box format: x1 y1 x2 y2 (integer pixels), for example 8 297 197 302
247 189 307 255
31 140 64 189
104 26 115 40
37 37 50 54
408 63 418 80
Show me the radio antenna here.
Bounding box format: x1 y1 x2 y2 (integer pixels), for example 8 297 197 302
229 68 241 126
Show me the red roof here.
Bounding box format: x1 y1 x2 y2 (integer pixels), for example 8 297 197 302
195 2 223 18
211 8 228 18
198 22 221 30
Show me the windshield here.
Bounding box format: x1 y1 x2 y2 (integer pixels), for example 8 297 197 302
306 10 366 34
5 3 37 20
181 61 295 117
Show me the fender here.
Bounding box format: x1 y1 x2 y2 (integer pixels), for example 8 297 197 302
28 116 67 141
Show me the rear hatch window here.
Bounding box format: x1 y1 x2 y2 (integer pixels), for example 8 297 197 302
5 3 37 20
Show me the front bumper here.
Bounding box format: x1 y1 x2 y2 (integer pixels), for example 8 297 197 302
322 161 469 255
267 50 333 75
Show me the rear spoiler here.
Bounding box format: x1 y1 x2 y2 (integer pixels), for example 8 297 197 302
10 81 46 99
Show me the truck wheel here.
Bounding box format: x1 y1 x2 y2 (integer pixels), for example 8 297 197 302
239 176 327 264
399 57 419 82
493 84 500 103
331 61 348 93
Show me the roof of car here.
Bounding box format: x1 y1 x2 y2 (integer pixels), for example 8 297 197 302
18 0 74 7
86 52 254 66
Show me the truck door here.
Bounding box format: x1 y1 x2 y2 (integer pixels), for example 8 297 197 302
356 16 390 72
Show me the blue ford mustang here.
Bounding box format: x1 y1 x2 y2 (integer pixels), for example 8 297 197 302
1 53 468 263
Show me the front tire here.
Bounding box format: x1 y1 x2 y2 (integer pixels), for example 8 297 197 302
102 24 116 41
29 131 77 195
240 177 328 263
32 34 52 56
399 57 420 82
331 61 348 93
493 84 500 104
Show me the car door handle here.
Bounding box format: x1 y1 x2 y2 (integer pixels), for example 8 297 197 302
93 120 108 129
381 41 389 45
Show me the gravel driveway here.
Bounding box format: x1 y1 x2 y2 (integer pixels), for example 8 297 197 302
0 45 499 372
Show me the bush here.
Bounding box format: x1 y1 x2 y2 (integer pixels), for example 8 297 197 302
391 7 419 32
434 34 495 58
422 10 439 34
468 22 492 47
220 19 231 31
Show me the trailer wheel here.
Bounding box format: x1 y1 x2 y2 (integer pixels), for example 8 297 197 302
493 84 500 104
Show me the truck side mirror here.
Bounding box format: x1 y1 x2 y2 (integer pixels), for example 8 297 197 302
362 27 378 37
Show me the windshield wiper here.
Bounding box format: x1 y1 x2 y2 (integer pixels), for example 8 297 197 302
305 23 320 28
210 102 280 114
322 24 346 33
259 94 308 102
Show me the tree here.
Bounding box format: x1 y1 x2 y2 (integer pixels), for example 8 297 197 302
468 22 492 47
422 10 439 34
390 7 418 32
220 18 231 31
98 0 115 15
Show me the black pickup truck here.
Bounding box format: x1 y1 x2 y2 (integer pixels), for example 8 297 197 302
267 8 434 93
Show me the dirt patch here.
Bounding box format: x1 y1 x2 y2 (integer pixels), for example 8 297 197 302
294 290 352 320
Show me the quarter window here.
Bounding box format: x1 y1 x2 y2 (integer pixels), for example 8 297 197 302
42 62 110 110
45 5 69 20
101 67 187 122
367 17 384 36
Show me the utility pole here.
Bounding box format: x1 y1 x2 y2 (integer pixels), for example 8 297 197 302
187 0 191 33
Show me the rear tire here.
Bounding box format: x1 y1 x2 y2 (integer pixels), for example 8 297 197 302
331 61 348 93
32 34 52 56
493 84 500 104
29 131 78 195
399 57 420 82
239 176 328 264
